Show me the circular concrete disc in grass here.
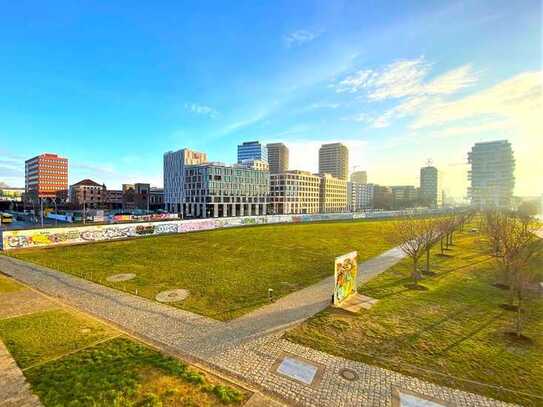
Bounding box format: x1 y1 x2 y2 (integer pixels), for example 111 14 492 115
155 289 190 303
106 273 136 282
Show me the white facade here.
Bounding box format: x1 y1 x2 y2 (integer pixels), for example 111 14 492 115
348 182 374 211
163 149 207 213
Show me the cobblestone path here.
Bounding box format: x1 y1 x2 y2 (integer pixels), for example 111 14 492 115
0 252 517 406
0 340 42 407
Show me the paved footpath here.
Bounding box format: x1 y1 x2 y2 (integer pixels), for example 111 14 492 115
0 340 42 407
0 252 516 406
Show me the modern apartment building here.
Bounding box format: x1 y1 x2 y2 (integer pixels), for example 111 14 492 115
391 185 419 209
318 143 349 180
266 143 289 174
347 181 374 211
468 140 515 209
164 148 208 213
69 179 106 209
350 170 367 184
270 170 320 214
25 153 68 202
183 162 270 218
237 141 268 163
420 166 439 207
318 173 347 213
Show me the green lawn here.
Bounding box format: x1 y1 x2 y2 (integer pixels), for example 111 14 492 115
285 229 543 406
0 273 24 293
0 308 246 406
10 219 395 320
0 309 117 369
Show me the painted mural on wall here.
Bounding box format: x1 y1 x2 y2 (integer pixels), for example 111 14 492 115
2 221 181 250
333 251 358 305
1 208 451 250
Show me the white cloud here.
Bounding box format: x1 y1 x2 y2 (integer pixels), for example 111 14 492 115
185 103 219 119
220 112 267 136
411 71 542 129
337 58 478 127
306 102 340 110
284 30 321 47
336 58 477 99
423 65 478 95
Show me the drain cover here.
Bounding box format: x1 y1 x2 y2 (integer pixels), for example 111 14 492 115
339 368 359 381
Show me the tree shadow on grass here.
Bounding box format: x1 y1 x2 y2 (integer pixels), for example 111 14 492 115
436 311 506 356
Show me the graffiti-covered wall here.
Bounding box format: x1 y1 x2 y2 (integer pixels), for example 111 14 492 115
0 208 452 250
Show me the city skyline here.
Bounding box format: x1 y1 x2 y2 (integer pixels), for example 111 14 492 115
0 1 541 197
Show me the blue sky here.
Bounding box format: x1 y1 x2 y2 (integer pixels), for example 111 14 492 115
0 0 541 197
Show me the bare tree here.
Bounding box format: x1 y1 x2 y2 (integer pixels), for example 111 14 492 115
421 217 444 275
387 217 428 287
499 214 541 337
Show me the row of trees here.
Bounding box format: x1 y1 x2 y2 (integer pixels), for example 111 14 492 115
387 208 541 338
482 209 541 337
387 211 473 288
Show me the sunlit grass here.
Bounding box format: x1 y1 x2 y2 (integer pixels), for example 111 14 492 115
286 229 543 406
0 273 24 293
0 306 247 406
11 219 396 320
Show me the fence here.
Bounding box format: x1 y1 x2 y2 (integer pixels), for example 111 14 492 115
1 208 452 250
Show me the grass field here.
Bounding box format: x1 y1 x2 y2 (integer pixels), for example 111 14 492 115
0 307 247 406
10 219 395 320
0 273 24 293
285 229 543 406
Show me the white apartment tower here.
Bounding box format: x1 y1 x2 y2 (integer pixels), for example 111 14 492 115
468 140 515 209
164 148 207 213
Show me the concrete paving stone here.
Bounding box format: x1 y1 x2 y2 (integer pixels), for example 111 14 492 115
0 252 520 407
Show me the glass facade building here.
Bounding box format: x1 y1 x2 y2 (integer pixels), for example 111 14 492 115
237 141 268 163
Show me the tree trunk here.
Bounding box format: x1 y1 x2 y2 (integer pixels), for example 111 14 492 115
426 248 430 273
412 258 420 285
516 289 523 337
440 238 444 254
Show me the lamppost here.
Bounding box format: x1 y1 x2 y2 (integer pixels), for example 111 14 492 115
40 198 44 227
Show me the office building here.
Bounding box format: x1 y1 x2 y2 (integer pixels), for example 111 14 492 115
240 159 270 172
164 148 208 213
391 185 419 209
468 140 515 209
0 186 24 202
122 183 150 211
69 179 106 209
237 141 268 163
25 153 68 202
350 170 367 184
373 185 393 210
105 189 123 209
420 166 439 207
319 143 349 180
149 187 164 211
266 143 289 174
318 173 347 213
270 170 320 214
183 162 269 218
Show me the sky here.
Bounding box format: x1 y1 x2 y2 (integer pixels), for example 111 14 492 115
0 0 541 198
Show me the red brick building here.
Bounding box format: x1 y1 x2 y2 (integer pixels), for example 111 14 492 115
25 153 68 202
69 179 107 209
